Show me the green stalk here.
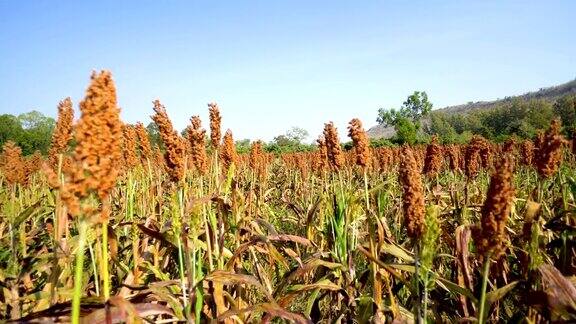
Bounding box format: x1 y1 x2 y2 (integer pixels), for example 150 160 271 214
72 220 88 324
101 219 110 300
176 187 188 307
200 176 214 271
422 268 428 324
177 235 188 306
414 242 423 324
194 249 204 324
364 170 380 307
477 256 491 324
88 242 100 296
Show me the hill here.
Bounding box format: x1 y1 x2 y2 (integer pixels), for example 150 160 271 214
367 78 576 139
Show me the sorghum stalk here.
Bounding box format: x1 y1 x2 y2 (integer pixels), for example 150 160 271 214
477 253 491 324
71 220 88 324
473 154 514 323
399 146 425 322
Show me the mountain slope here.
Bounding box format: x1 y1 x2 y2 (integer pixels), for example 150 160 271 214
367 78 576 139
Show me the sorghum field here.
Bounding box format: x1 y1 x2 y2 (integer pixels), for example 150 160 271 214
1 71 575 323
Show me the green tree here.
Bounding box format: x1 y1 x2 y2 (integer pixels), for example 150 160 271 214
17 111 55 154
146 122 162 148
394 117 418 145
235 139 251 154
426 112 457 143
378 91 432 144
266 127 312 153
286 126 309 143
554 95 576 135
0 114 24 148
377 91 432 127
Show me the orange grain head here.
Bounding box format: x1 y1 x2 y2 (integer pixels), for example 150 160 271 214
535 119 566 178
187 115 209 175
151 100 186 183
323 122 344 171
1 141 27 186
220 129 237 172
52 71 124 216
473 154 515 260
135 122 153 164
399 146 425 239
48 97 74 170
123 124 139 170
423 135 443 177
347 118 371 170
208 102 222 150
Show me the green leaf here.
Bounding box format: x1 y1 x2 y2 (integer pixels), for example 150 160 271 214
13 199 44 228
436 277 478 304
486 281 518 306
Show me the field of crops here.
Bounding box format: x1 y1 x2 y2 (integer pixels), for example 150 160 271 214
1 71 575 323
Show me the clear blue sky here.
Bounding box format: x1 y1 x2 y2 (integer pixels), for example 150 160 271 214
1 1 575 142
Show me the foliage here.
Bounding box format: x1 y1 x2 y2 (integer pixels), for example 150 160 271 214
425 97 567 142
378 91 433 144
265 126 314 153
554 94 576 135
0 111 55 155
146 121 163 148
377 91 433 127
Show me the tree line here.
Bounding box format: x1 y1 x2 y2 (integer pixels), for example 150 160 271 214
377 92 576 145
3 93 575 156
0 111 55 155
